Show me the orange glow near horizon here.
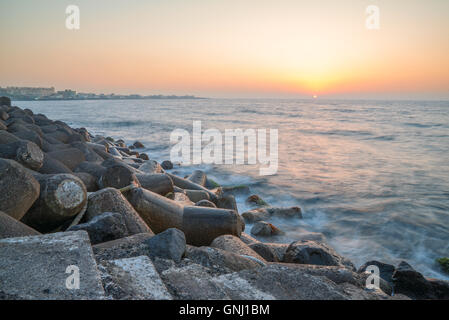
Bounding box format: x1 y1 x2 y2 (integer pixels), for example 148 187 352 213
0 0 448 99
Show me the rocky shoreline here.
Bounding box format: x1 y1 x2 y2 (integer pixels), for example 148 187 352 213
0 96 448 300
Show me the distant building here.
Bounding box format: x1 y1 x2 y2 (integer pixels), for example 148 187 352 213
56 89 77 99
0 86 55 99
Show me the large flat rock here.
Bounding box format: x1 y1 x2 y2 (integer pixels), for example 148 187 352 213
0 231 105 300
160 263 397 300
98 256 172 300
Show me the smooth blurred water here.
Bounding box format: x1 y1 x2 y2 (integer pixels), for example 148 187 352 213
20 98 449 280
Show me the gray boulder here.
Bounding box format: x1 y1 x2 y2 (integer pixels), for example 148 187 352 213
284 240 355 270
143 228 186 263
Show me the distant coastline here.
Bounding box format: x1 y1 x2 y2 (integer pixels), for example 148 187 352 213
13 96 206 101
0 86 205 101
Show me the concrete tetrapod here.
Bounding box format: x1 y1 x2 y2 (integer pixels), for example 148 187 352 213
21 174 87 232
126 187 244 246
167 173 218 202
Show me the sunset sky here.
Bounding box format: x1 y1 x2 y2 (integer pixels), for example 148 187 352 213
1 0 448 99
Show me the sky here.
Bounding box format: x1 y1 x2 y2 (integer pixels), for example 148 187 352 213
0 0 448 99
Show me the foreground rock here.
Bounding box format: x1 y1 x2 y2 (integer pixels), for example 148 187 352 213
0 231 105 299
392 261 449 300
284 240 356 270
98 256 172 300
160 263 394 300
0 211 41 239
0 159 40 220
68 212 128 245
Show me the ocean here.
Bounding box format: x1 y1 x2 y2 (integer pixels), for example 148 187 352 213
19 98 449 280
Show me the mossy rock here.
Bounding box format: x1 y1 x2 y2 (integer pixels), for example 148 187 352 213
206 178 221 189
436 257 449 274
246 194 270 207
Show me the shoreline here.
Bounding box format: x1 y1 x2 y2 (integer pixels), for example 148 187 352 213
1 97 448 300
